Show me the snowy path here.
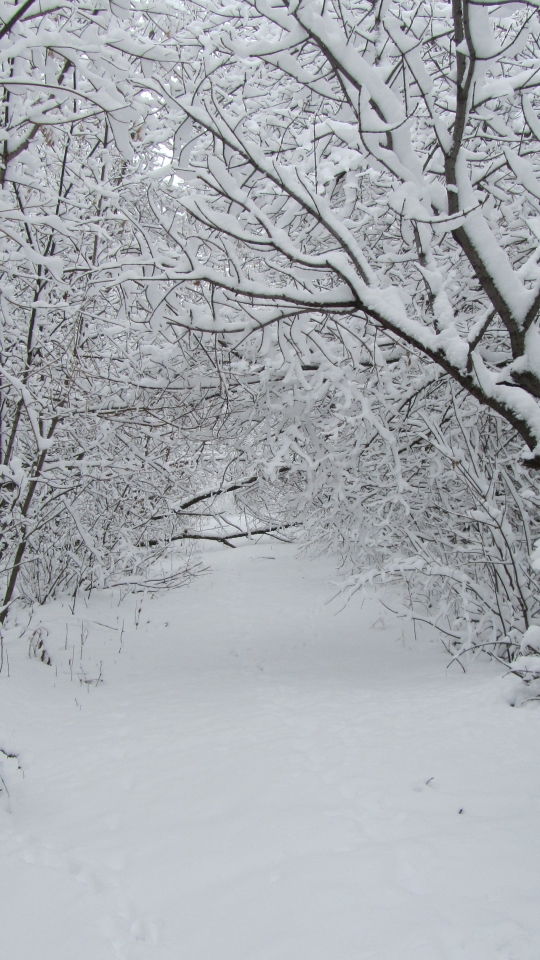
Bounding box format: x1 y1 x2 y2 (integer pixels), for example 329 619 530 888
1 541 539 960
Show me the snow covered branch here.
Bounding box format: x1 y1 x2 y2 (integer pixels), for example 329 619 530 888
133 0 540 465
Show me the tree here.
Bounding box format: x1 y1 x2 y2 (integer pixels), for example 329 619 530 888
134 0 540 463
123 0 540 664
0 0 248 640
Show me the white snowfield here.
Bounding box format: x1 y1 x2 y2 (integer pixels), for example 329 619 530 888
1 541 539 960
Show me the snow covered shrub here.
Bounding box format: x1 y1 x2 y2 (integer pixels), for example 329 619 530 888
324 395 540 666
501 626 540 706
0 1 239 618
233 338 540 666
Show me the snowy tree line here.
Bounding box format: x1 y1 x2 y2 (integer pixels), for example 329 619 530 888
2 0 540 690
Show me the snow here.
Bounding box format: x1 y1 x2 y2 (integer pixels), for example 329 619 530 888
1 540 540 960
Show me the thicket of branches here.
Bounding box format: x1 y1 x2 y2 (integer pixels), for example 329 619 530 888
0 0 265 638
2 0 540 695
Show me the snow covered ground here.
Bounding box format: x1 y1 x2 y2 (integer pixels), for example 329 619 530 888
1 540 539 960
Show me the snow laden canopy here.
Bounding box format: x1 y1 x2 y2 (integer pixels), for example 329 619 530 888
2 0 540 675
137 0 540 465
112 0 540 668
